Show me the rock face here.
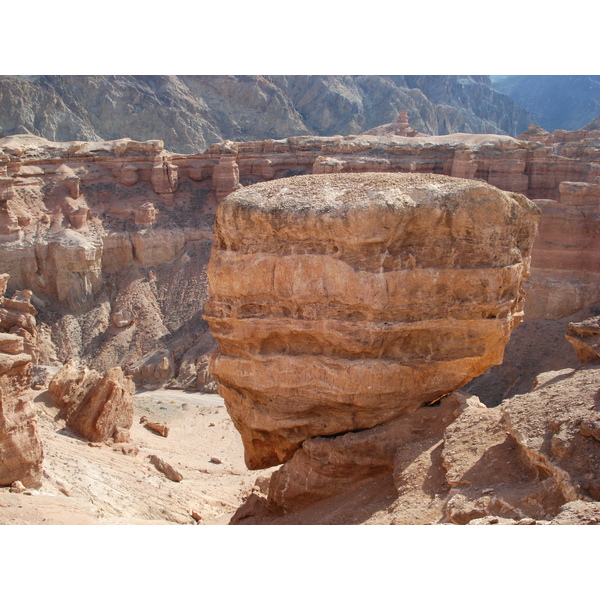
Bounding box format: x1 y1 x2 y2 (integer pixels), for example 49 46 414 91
492 75 600 133
48 360 135 443
0 274 44 488
205 173 540 469
0 122 597 397
232 365 600 525
566 314 600 363
526 182 600 319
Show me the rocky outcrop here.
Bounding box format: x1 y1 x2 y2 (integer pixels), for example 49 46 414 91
205 173 540 469
212 153 241 201
126 348 175 388
501 366 600 503
0 123 597 395
0 274 44 488
231 365 600 524
48 360 135 443
566 314 600 362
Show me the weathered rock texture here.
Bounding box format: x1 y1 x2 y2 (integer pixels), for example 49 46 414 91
0 274 44 487
0 121 597 394
527 181 600 319
566 314 600 363
205 173 540 469
492 75 600 133
231 365 600 525
48 360 135 443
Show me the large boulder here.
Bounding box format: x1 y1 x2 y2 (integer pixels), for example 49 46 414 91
49 360 135 443
205 173 541 469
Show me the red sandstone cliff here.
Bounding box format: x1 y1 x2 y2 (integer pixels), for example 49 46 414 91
0 122 598 391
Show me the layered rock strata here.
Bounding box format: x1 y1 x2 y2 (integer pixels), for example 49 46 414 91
205 173 540 469
0 274 44 488
0 124 597 394
526 182 600 319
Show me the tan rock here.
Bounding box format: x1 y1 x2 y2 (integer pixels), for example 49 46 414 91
134 202 157 227
149 454 183 482
151 156 178 195
112 163 139 186
48 360 135 443
126 348 175 386
144 421 170 437
112 307 134 328
501 364 600 503
0 333 25 355
312 156 344 174
0 275 44 488
205 173 540 469
212 153 241 201
130 229 185 267
565 314 600 362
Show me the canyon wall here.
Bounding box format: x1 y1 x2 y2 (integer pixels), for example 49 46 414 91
0 121 597 386
0 274 44 488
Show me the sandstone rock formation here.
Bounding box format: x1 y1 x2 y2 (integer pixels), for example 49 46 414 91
0 274 44 488
566 314 600 363
48 360 135 443
212 153 241 201
0 122 597 398
126 348 175 388
231 364 600 524
526 182 600 319
205 172 540 469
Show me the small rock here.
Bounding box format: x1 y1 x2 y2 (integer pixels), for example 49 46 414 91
9 481 26 494
210 456 222 464
191 511 202 522
113 427 131 444
209 423 215 427
253 473 271 495
149 454 183 482
139 416 148 424
113 442 140 456
144 421 170 437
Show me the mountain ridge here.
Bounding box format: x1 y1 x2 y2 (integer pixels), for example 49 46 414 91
0 75 535 153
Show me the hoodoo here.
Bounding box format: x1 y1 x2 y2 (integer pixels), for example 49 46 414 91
205 173 541 469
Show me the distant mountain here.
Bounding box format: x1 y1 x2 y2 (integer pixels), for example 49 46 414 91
0 75 535 153
491 75 600 132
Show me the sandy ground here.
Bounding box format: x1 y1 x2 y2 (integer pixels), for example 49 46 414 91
0 387 274 525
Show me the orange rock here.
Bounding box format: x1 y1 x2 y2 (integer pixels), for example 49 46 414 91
0 274 44 488
49 360 135 443
205 173 541 469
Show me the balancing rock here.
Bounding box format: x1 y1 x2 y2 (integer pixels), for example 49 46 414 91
205 173 540 469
